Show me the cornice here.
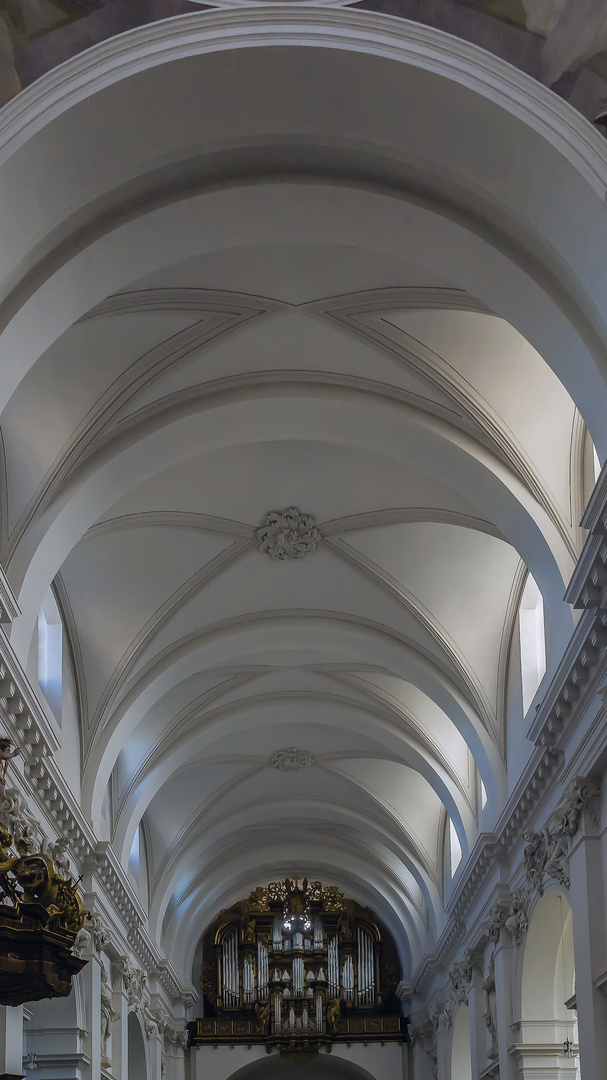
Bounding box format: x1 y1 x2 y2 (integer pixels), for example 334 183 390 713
0 8 605 199
413 623 607 986
0 566 20 624
0 628 60 757
564 534 607 610
566 462 607 609
580 461 607 533
526 608 607 747
411 917 465 994
0 630 191 1002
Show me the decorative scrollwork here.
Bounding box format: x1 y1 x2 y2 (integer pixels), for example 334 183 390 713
0 826 85 935
0 824 88 1004
485 891 527 945
256 508 321 560
449 950 473 1004
523 776 600 894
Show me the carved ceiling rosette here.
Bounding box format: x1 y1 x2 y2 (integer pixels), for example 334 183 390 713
256 507 321 560
269 747 315 772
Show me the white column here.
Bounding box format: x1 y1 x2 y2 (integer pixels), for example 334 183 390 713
0 1005 23 1079
79 955 102 1080
567 831 607 1080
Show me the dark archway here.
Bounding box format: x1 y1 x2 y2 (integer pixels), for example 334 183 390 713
226 1055 378 1079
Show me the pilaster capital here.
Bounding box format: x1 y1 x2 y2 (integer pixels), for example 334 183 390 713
485 890 528 945
523 775 601 894
448 948 475 1004
118 962 147 1008
164 1024 189 1055
142 1001 169 1041
429 1000 452 1032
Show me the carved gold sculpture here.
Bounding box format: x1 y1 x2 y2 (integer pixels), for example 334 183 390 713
0 825 88 1005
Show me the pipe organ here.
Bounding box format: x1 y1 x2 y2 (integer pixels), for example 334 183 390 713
193 876 405 1053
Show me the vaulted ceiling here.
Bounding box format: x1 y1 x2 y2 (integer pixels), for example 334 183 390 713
1 13 605 988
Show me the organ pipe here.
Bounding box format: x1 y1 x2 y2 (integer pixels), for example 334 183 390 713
342 953 354 1001
357 926 375 1004
293 956 304 996
207 878 400 1049
222 931 240 1007
243 956 255 1004
257 939 269 999
313 915 323 949
328 934 339 997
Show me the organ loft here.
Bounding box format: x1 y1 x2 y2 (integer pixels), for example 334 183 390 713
190 876 406 1053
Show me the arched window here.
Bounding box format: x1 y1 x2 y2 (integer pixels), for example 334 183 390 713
449 817 462 875
593 443 602 483
128 824 141 882
519 572 546 715
37 587 63 724
128 821 149 903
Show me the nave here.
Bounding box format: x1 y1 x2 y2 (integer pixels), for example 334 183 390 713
0 2 606 1079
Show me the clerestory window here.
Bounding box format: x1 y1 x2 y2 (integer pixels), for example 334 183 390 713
519 572 546 715
37 587 63 724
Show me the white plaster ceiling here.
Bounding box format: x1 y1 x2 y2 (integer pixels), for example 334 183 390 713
8 265 581 975
0 17 603 986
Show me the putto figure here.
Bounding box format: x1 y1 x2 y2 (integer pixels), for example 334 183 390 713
0 738 21 804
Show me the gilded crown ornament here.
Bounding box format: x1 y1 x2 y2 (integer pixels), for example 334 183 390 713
257 507 321 560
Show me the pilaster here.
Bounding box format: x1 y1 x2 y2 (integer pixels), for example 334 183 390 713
567 830 607 1080
147 1028 163 1080
467 965 489 1080
164 1033 187 1080
79 954 101 1080
493 940 517 1080
431 1006 452 1080
0 1006 23 1080
110 961 129 1080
